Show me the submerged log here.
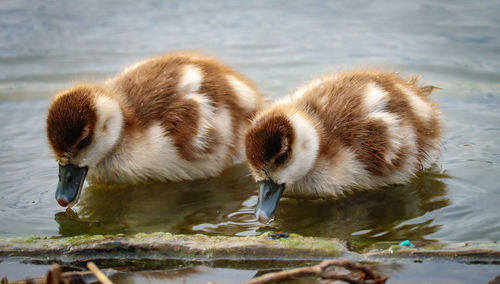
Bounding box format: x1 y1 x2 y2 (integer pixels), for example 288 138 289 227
1 233 500 284
364 241 500 261
1 232 499 265
0 232 349 262
246 259 389 284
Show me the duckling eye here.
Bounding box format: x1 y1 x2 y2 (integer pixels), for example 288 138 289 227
77 136 91 149
275 152 288 165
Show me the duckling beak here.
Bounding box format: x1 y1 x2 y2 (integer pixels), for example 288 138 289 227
255 180 285 223
56 164 88 207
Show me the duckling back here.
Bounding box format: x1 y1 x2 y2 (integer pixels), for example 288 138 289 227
48 52 265 185
287 70 442 197
96 53 265 184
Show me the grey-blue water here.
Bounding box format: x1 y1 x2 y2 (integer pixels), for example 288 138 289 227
1 0 499 246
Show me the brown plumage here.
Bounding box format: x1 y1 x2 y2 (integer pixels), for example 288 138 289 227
46 85 97 160
47 52 265 189
245 70 442 222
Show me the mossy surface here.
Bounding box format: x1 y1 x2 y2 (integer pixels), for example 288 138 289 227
0 232 347 261
364 241 500 261
1 233 499 266
65 234 106 246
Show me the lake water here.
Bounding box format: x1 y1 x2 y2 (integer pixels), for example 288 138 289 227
1 260 499 283
1 0 499 249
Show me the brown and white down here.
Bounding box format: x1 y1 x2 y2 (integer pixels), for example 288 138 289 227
244 70 442 223
46 52 264 207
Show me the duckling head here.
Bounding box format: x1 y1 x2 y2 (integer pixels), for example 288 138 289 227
46 84 123 207
245 110 319 223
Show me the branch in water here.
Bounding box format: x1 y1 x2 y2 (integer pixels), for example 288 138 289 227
246 259 389 284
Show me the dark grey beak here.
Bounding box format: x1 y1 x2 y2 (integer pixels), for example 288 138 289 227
56 163 88 207
255 180 285 223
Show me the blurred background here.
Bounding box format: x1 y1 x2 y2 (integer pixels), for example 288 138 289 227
0 0 499 245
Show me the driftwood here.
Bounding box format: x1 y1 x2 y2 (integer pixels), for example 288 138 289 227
246 259 388 284
86 262 113 284
2 260 386 284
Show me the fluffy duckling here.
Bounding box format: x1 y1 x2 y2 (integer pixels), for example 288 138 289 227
245 70 442 223
47 52 264 207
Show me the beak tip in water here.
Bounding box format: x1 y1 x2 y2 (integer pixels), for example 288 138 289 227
56 164 88 207
57 198 69 207
256 210 270 224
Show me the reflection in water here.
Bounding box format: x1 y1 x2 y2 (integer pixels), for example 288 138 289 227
56 164 259 236
108 261 499 284
110 266 257 284
263 166 450 243
56 164 449 243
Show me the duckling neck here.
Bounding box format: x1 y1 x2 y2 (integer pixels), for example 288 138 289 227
87 93 124 167
275 112 320 184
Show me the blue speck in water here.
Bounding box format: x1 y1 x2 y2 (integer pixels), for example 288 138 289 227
399 240 415 247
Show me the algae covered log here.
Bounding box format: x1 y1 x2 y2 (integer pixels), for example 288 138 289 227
0 232 349 262
2 233 500 265
363 241 500 261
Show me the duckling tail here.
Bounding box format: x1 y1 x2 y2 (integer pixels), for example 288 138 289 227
419 85 441 96
408 75 441 96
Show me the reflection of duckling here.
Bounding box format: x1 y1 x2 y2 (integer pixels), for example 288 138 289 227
47 52 264 207
261 167 449 242
55 164 258 236
245 70 442 222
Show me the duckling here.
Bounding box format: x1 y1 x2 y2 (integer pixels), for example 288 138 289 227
47 52 264 207
244 70 442 223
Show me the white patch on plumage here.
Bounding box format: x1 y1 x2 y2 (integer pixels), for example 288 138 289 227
366 111 403 164
184 93 216 153
397 84 433 123
209 106 235 161
324 147 369 192
75 95 123 168
88 109 234 184
274 113 320 185
386 125 419 184
226 75 258 112
362 83 409 166
284 147 369 199
378 123 420 185
364 82 388 113
362 82 424 179
178 64 203 94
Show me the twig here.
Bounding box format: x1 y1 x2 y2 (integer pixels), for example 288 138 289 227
87 262 113 284
46 263 61 284
246 259 388 284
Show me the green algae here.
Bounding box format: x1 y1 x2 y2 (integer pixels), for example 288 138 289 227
65 234 106 246
2 232 499 267
8 236 44 244
0 232 347 261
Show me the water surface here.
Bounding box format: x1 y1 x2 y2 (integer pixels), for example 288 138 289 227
1 260 499 283
0 1 499 246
